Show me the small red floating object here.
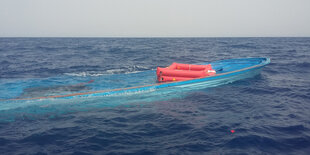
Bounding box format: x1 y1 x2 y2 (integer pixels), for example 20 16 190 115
157 62 216 82
231 130 235 133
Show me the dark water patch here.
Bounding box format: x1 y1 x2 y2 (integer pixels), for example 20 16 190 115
270 125 309 135
231 43 257 49
0 137 10 145
36 45 62 52
225 135 284 150
69 65 101 70
241 87 275 95
73 45 94 51
280 136 310 149
292 62 310 69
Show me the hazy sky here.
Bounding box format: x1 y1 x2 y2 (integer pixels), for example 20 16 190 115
0 0 309 37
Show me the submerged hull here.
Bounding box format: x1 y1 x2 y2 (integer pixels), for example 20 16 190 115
6 58 270 101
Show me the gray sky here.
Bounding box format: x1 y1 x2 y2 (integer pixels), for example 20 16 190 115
0 0 309 37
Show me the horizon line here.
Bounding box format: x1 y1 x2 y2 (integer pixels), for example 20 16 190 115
1 36 310 38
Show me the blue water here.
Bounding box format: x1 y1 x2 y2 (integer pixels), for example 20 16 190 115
0 38 310 154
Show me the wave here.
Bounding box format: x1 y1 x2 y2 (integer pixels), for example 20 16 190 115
64 70 145 77
64 71 105 77
64 65 152 77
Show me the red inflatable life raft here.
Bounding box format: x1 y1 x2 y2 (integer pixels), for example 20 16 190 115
156 62 216 82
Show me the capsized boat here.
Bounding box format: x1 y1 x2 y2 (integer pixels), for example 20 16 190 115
5 57 270 101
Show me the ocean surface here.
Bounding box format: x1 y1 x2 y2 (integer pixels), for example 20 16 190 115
0 37 310 154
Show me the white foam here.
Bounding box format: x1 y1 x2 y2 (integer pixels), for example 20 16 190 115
64 65 151 77
64 72 105 77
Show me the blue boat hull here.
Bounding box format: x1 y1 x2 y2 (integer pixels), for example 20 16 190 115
4 57 270 101
97 58 270 96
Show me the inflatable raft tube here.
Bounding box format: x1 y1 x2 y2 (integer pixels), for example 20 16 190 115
157 63 216 82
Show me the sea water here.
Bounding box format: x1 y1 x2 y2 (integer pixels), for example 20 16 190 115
0 38 310 154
